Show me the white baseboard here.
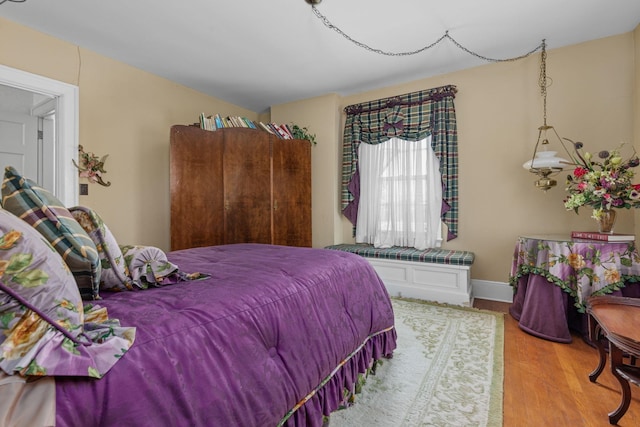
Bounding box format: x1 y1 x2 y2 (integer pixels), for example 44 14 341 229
471 280 513 303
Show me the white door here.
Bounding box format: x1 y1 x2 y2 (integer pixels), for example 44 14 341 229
32 97 57 193
0 110 39 183
40 114 55 192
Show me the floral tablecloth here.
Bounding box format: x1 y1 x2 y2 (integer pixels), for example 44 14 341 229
509 235 640 312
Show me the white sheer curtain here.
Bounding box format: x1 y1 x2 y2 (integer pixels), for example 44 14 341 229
356 136 442 250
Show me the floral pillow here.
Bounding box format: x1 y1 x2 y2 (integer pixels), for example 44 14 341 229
70 206 134 292
120 244 206 288
0 208 135 378
0 166 101 300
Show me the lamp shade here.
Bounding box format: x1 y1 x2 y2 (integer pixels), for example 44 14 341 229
522 151 569 170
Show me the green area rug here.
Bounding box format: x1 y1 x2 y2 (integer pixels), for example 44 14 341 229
331 298 504 427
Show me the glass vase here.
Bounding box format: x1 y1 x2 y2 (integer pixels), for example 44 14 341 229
597 209 617 234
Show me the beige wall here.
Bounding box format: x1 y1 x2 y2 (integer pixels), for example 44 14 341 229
635 25 640 238
273 32 637 283
2 16 638 285
1 17 256 250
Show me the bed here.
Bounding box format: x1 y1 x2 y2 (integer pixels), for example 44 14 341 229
54 243 397 426
0 166 396 426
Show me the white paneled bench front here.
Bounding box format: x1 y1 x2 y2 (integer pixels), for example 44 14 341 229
325 244 475 306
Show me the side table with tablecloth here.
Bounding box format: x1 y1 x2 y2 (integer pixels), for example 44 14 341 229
509 235 640 343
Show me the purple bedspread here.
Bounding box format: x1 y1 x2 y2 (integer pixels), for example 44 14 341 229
54 244 396 426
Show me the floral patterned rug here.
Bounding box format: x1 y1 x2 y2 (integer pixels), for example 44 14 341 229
331 298 504 427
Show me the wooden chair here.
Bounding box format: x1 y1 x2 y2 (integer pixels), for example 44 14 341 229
587 296 640 424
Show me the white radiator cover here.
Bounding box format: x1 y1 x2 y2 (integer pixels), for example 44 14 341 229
364 257 472 306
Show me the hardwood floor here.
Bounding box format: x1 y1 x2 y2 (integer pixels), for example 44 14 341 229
473 299 640 427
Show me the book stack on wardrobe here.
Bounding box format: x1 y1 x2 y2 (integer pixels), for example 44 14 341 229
198 113 297 139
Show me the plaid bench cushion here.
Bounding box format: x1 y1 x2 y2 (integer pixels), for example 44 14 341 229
325 244 475 267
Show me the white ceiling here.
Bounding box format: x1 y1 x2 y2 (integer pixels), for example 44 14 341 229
2 0 640 113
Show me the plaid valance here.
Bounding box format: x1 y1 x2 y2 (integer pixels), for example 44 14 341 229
341 85 459 240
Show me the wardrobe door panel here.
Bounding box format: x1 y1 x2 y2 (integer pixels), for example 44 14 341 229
272 138 312 247
223 130 271 244
170 126 224 250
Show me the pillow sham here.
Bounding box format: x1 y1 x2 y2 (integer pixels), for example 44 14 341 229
70 206 133 292
0 166 101 300
0 208 135 378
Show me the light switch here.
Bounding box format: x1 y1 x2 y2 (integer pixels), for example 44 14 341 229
79 183 88 195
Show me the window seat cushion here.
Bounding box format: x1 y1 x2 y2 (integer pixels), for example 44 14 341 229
324 244 475 266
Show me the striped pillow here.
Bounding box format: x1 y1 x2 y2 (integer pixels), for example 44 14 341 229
70 206 133 292
0 166 101 300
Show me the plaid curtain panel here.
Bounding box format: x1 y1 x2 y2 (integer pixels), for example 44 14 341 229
341 85 459 240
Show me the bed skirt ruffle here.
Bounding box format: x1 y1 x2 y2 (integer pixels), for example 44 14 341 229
280 326 397 427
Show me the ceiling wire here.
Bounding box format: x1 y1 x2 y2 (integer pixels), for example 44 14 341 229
310 5 544 62
0 0 27 5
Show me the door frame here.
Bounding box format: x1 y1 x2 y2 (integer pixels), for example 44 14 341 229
0 64 78 207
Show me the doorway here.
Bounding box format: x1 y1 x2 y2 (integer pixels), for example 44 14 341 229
0 64 79 207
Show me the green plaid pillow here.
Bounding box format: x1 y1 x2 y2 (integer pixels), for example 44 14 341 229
0 166 101 299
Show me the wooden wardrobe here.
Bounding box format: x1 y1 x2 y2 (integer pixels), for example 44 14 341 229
170 125 312 251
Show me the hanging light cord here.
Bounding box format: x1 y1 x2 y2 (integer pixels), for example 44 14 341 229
310 5 544 62
0 0 27 5
538 40 550 126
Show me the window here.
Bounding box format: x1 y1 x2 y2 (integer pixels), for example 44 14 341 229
356 136 442 249
342 85 459 241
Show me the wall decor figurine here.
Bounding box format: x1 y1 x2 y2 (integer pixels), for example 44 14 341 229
73 145 111 187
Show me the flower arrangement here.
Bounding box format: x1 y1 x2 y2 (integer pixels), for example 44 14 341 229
564 140 640 220
72 145 111 187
